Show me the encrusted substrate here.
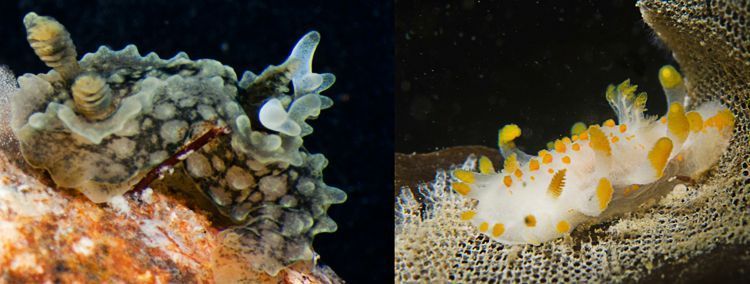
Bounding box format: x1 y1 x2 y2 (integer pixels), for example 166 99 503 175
395 0 750 282
11 13 345 276
0 145 342 283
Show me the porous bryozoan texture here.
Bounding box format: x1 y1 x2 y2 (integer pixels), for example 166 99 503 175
395 1 750 282
11 12 346 278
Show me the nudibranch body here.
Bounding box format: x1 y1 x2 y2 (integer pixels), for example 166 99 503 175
452 66 734 245
11 13 346 275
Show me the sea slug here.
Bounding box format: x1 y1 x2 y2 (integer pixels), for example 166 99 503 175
10 12 346 276
451 66 734 244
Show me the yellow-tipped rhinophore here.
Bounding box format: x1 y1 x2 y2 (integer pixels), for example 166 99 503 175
72 73 116 121
498 124 521 146
658 65 683 89
24 12 81 81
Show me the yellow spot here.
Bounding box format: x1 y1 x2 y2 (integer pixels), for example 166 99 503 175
579 131 589 141
562 156 571 164
658 65 683 89
572 143 581 151
548 169 566 198
524 215 537 227
460 211 476 220
452 182 471 196
530 176 536 181
619 124 628 133
571 122 587 136
686 111 704 132
648 137 674 178
554 140 566 153
588 126 611 156
623 184 641 197
611 136 619 143
499 124 522 145
542 153 553 164
503 175 513 187
454 170 476 184
529 159 540 171
514 169 523 178
667 103 690 141
492 223 505 237
562 137 572 144
503 153 519 173
704 109 735 130
479 222 489 232
546 141 554 150
603 119 616 127
596 178 614 210
556 221 571 233
572 135 579 142
538 149 549 157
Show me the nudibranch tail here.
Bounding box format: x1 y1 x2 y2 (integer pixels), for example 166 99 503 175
452 65 734 245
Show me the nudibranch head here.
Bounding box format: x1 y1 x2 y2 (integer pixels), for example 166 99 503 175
451 65 734 245
11 13 346 276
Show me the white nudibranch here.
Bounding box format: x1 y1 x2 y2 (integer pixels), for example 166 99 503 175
452 65 735 245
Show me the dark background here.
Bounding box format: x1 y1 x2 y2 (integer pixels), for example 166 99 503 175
396 0 675 154
0 0 393 282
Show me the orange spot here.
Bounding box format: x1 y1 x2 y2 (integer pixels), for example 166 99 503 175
460 211 476 220
704 109 735 130
492 223 505 237
503 175 513 187
660 116 667 124
479 222 489 232
572 143 581 151
676 154 684 162
619 124 627 133
547 168 554 174
542 153 553 164
556 221 571 233
514 169 523 178
524 215 537 227
686 111 703 132
579 131 589 141
554 140 566 153
572 135 579 142
562 137 572 144
562 156 571 164
623 184 641 197
611 136 619 143
529 159 540 171
603 119 616 127
530 176 536 181
452 182 471 196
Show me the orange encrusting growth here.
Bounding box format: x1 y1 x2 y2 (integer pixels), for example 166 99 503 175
648 137 674 178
